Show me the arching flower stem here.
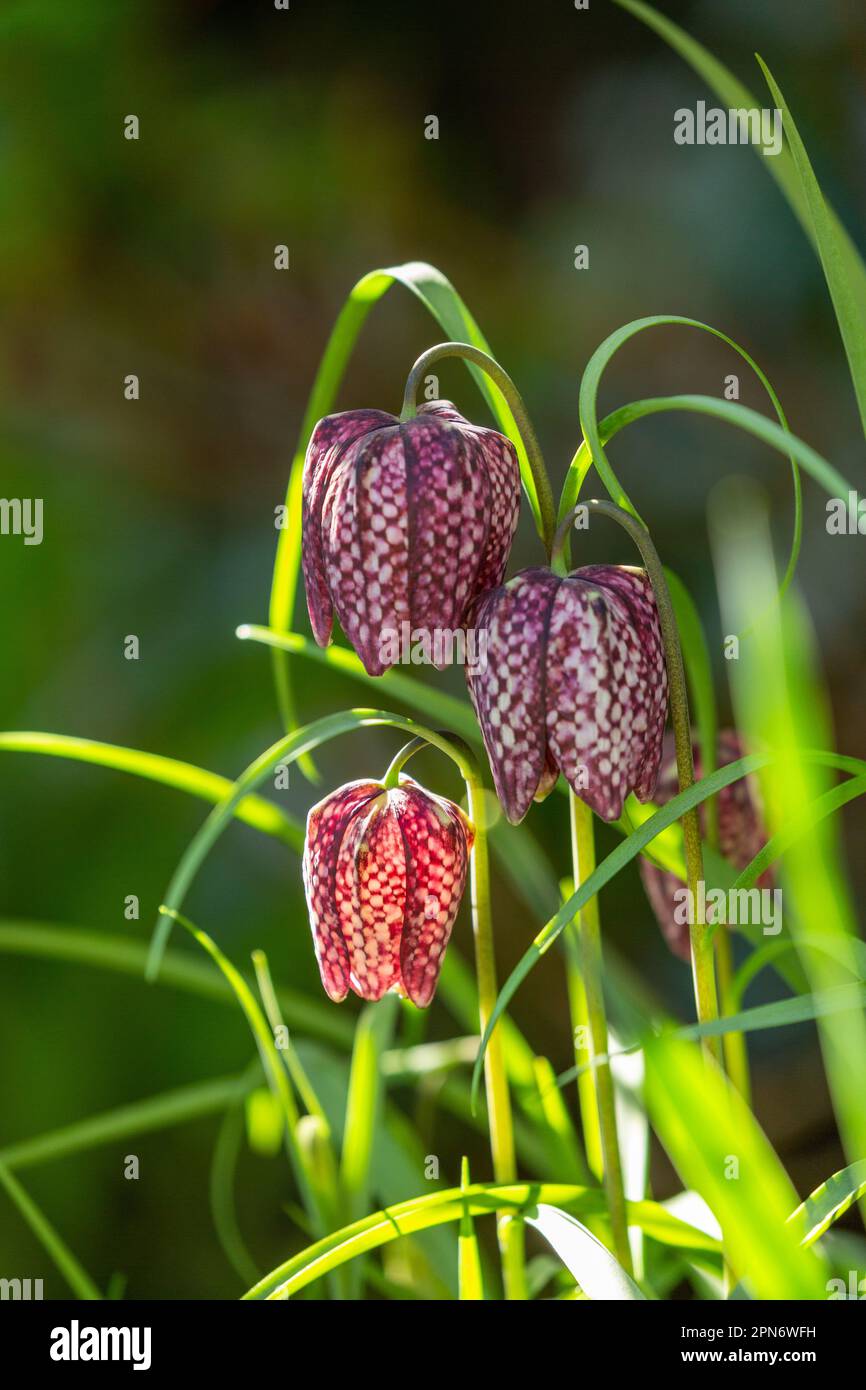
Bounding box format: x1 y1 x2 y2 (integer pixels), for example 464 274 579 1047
400 341 557 559
553 501 723 1067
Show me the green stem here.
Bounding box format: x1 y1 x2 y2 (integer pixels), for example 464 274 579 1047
553 501 722 1066
715 927 751 1103
464 766 527 1300
400 341 557 558
569 793 633 1275
391 736 526 1298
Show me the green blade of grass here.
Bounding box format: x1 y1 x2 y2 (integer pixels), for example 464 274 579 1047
269 260 545 768
644 1035 828 1299
242 1182 720 1299
613 0 866 443
471 743 866 1105
757 55 866 442
0 1158 102 1300
790 1161 866 1248
210 1060 263 1288
562 315 802 595
458 1157 485 1300
339 996 398 1296
0 919 353 1048
524 1203 645 1300
0 731 301 848
158 909 325 1234
0 1072 254 1173
710 485 866 1191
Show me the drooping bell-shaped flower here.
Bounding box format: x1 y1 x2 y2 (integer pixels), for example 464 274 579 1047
302 402 521 676
467 564 668 824
302 775 474 1007
639 730 774 960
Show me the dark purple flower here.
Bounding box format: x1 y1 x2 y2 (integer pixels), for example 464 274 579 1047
302 775 474 1007
639 730 774 960
302 402 520 676
467 564 668 824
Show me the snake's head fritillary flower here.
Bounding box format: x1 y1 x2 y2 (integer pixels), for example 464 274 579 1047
639 730 774 960
302 775 474 1007
301 402 520 676
467 564 668 824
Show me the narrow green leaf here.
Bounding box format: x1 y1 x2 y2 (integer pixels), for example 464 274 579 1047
644 1034 828 1299
524 1204 645 1300
458 1157 485 1300
340 996 398 1295
242 1181 719 1299
0 1158 101 1300
0 731 301 847
790 1160 866 1247
757 56 866 439
613 0 866 443
0 1072 253 1174
210 1061 262 1287
562 315 803 597
0 919 353 1048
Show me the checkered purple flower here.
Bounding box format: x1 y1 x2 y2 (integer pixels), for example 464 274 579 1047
302 775 474 1007
302 402 520 676
467 565 669 824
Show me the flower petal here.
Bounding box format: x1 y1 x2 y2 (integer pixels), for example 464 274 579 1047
302 411 394 648
468 568 559 824
545 566 668 822
302 779 383 1001
393 781 472 1007
335 796 406 1001
402 414 491 656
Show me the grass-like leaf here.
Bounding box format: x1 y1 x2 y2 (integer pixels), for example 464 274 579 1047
563 315 802 595
790 1160 866 1248
644 1035 828 1299
340 996 398 1295
524 1203 645 1300
242 1182 719 1299
757 56 866 442
0 1158 101 1300
0 731 301 847
0 919 353 1047
458 1157 485 1300
613 0 866 443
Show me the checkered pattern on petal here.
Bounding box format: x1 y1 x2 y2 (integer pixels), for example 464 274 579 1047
302 411 394 648
301 775 473 1006
545 565 668 822
467 568 560 824
393 779 473 1007
301 403 521 676
416 403 520 603
302 780 382 1001
403 415 491 658
335 797 406 1001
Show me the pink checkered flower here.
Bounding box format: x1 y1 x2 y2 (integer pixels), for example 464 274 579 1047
301 402 520 676
302 776 474 1007
467 564 669 824
639 730 774 960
